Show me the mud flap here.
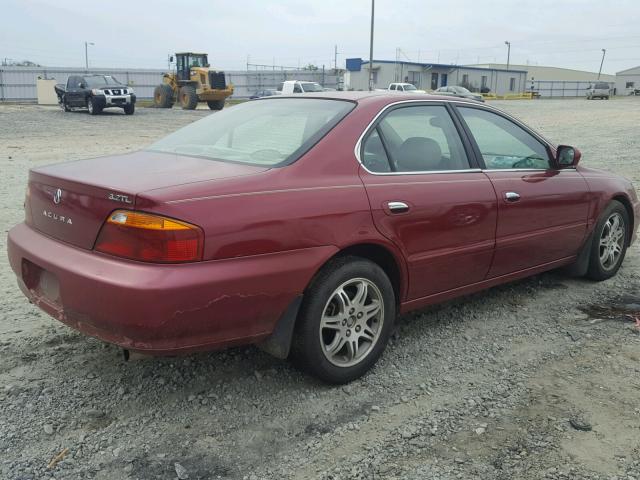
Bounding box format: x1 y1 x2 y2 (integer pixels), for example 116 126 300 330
563 230 594 277
257 295 303 359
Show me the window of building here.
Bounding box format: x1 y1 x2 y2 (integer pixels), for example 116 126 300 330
509 77 516 91
409 71 421 87
431 73 439 90
462 74 469 85
481 76 487 88
626 81 635 88
441 73 448 87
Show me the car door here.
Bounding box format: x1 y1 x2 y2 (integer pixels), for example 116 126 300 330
455 105 590 277
359 102 498 300
65 76 83 106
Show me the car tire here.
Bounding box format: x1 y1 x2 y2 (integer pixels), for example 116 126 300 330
586 200 629 281
179 85 198 110
154 84 174 108
207 100 225 110
290 256 395 384
87 97 101 115
123 104 135 115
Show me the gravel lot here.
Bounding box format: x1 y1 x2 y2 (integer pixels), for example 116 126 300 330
1 99 640 480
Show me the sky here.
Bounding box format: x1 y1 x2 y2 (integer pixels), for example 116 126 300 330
2 0 640 74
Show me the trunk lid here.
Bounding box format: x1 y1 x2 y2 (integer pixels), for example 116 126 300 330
27 151 267 249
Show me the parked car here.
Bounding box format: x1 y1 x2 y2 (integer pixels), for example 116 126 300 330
586 82 610 100
380 82 426 93
278 80 324 94
249 89 279 99
8 92 639 384
54 75 136 115
434 85 484 102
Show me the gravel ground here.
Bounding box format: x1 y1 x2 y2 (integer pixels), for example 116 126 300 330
1 99 640 480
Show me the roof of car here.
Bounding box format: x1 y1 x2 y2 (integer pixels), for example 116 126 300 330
271 91 481 105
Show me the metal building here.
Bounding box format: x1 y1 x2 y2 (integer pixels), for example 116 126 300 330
615 65 640 96
344 58 527 95
470 64 616 97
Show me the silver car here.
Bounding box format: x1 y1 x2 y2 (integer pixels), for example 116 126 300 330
434 86 484 102
586 82 610 100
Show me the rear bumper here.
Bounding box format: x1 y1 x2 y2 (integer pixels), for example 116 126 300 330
7 223 334 354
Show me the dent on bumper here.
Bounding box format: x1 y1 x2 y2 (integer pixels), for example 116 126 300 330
7 223 336 353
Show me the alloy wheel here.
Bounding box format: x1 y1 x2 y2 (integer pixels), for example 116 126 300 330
599 212 625 271
319 278 384 367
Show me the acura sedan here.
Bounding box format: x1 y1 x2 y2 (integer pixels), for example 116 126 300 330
7 92 639 383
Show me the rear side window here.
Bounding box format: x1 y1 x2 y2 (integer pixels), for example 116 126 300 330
595 82 609 89
362 105 470 173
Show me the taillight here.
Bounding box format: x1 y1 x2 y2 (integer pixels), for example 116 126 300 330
94 210 204 263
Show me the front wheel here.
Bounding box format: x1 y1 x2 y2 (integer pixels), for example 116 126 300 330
123 104 135 115
290 256 395 384
207 100 225 110
586 200 629 281
87 97 102 115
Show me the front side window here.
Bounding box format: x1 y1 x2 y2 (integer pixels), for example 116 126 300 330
148 98 354 166
362 105 470 173
458 107 551 170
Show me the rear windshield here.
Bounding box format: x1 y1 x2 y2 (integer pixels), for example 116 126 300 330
147 98 354 166
301 83 324 92
594 83 609 89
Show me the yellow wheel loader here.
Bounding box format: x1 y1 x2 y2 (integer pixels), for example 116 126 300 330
153 52 233 110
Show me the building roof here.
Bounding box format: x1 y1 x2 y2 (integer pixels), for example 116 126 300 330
616 65 640 75
469 63 616 82
351 58 527 74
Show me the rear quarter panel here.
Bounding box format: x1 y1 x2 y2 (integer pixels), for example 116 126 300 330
135 97 409 294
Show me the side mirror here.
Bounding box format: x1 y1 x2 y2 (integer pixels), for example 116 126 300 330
79 83 86 88
556 145 581 168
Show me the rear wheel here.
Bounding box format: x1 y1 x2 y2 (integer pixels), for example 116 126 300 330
87 97 101 115
290 256 395 384
586 200 629 281
207 100 225 110
179 85 198 110
153 84 174 108
123 104 135 115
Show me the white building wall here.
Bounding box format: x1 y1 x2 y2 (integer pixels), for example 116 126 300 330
615 66 640 95
345 61 526 95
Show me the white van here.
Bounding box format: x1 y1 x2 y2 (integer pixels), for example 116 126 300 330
278 80 325 94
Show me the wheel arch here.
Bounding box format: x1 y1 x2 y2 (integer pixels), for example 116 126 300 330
612 194 635 242
306 242 407 308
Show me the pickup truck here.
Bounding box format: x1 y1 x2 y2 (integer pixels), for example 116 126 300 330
378 83 427 93
54 74 136 115
278 80 325 94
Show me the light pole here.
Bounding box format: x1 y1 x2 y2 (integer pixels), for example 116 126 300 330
505 41 511 70
598 48 606 80
84 41 94 70
368 0 375 91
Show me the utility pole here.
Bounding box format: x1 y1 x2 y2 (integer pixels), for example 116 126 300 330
598 48 606 80
368 0 375 90
505 41 511 70
334 45 339 70
84 41 94 70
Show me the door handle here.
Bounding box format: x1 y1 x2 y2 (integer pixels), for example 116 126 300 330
504 192 521 202
387 201 410 213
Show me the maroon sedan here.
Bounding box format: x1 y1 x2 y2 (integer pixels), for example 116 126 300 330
7 92 639 383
